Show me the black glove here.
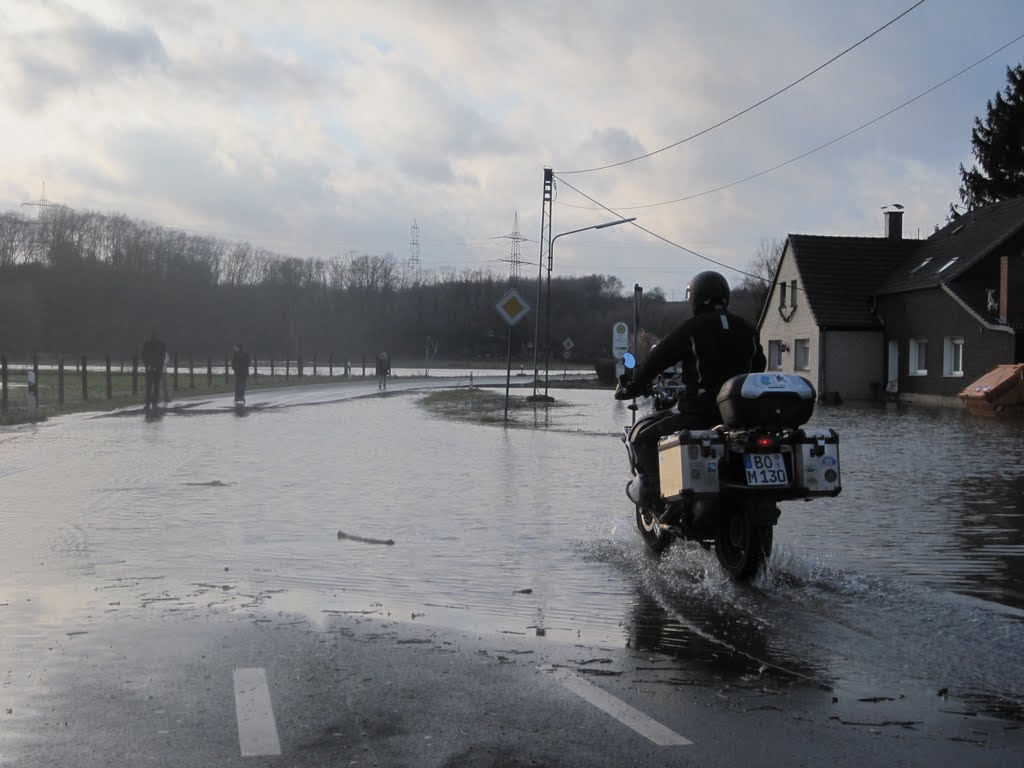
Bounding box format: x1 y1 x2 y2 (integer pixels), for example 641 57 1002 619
615 379 644 401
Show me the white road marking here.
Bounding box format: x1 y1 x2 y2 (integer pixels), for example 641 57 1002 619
233 668 282 757
550 668 692 746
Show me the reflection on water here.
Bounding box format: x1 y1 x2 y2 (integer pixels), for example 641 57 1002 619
0 385 1021 721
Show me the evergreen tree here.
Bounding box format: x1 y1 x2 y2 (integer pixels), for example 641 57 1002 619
958 63 1024 209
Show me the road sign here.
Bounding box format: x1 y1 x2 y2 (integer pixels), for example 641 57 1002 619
562 337 574 351
612 321 629 376
495 288 530 327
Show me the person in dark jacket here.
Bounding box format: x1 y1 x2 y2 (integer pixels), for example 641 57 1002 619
231 343 251 404
615 271 767 494
141 332 167 413
376 351 391 390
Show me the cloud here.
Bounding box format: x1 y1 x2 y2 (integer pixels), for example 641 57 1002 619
5 12 168 110
3 0 1024 293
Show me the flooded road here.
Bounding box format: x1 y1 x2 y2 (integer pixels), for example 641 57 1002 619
1 379 1022 752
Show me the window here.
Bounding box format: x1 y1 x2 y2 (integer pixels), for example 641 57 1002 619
767 340 783 370
789 280 797 307
908 339 928 375
779 282 787 308
794 339 810 371
943 337 964 376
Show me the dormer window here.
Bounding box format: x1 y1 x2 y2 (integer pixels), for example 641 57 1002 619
937 257 959 273
909 257 932 273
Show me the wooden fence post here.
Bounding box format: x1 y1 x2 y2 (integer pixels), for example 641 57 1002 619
252 356 258 380
105 356 112 400
224 355 230 383
207 357 212 387
270 359 275 377
173 352 179 391
32 354 39 394
329 354 334 377
58 359 65 406
81 356 88 401
189 355 195 389
286 359 290 379
312 354 317 377
298 356 304 378
132 355 139 395
1 355 8 414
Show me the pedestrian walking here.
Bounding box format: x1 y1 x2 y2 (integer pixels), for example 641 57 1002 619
141 332 167 413
376 351 391 390
231 343 251 404
162 351 172 405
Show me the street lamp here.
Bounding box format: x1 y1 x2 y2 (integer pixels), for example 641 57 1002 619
542 216 637 397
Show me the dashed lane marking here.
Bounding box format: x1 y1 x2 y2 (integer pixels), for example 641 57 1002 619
549 668 693 746
233 668 282 757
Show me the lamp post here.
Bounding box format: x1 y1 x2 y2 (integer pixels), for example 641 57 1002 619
543 217 637 397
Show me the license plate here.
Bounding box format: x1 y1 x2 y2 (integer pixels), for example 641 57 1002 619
744 453 788 486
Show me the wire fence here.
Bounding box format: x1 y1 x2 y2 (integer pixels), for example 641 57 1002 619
0 352 361 420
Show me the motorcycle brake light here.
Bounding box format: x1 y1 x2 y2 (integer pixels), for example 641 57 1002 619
755 435 777 449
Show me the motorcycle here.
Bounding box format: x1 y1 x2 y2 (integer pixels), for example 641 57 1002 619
616 352 842 580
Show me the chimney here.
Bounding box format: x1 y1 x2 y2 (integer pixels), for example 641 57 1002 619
884 210 903 241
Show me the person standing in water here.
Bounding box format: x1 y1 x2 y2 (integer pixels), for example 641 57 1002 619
231 343 251 404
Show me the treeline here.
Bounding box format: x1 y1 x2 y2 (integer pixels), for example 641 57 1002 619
0 207 764 363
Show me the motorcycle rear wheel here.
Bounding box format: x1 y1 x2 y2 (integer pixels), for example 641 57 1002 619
713 504 774 580
635 505 671 554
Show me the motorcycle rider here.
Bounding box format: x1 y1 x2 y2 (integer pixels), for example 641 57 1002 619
615 271 767 501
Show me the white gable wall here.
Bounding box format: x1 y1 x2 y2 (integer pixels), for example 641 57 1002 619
758 240 821 387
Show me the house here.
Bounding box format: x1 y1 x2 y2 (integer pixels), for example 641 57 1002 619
757 212 916 401
874 197 1024 405
758 198 1024 405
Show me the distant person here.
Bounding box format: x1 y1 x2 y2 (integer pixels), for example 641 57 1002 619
161 351 172 405
376 351 391 390
231 343 251 404
141 332 167 413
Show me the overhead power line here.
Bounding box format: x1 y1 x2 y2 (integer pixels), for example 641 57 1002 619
558 31 1024 212
560 0 928 175
552 174 768 284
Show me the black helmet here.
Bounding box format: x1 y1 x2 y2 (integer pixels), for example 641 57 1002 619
686 271 730 314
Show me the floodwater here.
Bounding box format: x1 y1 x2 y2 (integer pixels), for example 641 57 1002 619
0 380 1021 724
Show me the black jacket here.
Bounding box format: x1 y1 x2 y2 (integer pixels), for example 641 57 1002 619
634 308 766 404
232 349 251 376
141 337 166 372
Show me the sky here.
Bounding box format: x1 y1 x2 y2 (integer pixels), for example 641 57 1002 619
2 0 1023 296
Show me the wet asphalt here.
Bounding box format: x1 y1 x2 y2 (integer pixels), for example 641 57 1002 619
1 376 1021 766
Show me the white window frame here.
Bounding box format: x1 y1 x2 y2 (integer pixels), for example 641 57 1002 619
767 340 783 370
794 338 810 371
943 337 964 377
908 338 928 376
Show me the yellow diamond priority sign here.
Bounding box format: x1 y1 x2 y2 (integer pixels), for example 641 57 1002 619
495 288 530 327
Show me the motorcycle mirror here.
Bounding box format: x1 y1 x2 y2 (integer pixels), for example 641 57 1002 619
622 352 636 370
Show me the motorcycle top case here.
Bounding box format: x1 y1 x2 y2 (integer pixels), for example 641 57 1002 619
792 428 841 496
716 373 816 429
657 429 725 500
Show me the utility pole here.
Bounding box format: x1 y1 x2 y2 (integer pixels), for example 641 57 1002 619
530 168 554 400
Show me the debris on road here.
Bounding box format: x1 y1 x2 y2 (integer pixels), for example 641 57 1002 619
337 530 395 546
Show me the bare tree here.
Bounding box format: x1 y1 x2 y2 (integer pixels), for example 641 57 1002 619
741 237 784 287
0 211 30 267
